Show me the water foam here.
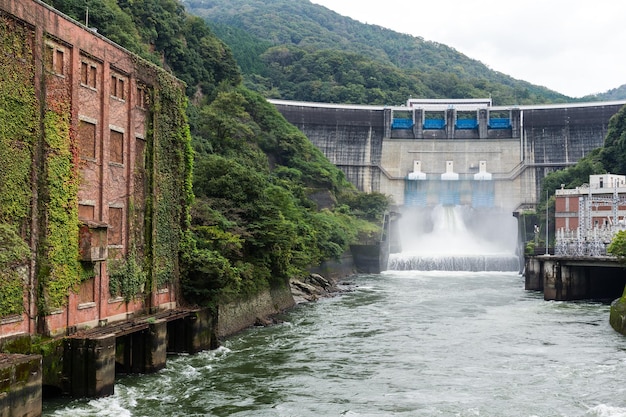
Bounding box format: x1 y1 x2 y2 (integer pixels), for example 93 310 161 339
587 405 626 417
387 205 519 272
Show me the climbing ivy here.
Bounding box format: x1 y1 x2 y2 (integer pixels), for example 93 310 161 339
148 69 193 290
0 17 37 317
38 108 80 311
0 19 37 227
108 246 147 302
0 223 30 316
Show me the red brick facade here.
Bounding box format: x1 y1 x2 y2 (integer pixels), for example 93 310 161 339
0 0 182 337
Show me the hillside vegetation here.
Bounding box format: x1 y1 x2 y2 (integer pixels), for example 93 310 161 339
183 0 575 106
43 0 388 307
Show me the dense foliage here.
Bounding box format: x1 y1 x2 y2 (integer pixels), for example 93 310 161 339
184 0 573 106
185 85 387 304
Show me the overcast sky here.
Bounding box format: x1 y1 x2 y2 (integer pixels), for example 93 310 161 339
310 0 626 98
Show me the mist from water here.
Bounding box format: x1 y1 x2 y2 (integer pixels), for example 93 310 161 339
387 205 519 271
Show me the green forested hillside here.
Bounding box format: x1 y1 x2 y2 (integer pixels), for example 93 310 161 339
44 0 388 307
183 0 572 105
582 85 626 102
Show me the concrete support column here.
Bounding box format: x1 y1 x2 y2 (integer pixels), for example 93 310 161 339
87 335 115 397
446 108 455 139
145 319 167 373
0 354 42 417
511 108 521 138
543 259 563 300
65 334 115 398
478 109 488 138
383 108 392 138
186 309 217 354
544 262 592 301
412 109 424 139
168 309 216 354
524 257 543 291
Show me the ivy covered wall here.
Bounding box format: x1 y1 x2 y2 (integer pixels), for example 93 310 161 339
108 62 193 304
147 68 193 296
0 10 192 321
0 16 37 317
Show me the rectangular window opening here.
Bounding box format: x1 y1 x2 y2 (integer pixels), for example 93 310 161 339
89 65 97 88
54 49 64 75
108 207 123 246
81 62 88 85
110 130 124 164
78 120 96 159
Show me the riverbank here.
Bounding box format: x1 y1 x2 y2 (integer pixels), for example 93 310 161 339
217 251 357 337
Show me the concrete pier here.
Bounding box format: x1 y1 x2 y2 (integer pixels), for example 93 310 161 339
64 334 116 397
57 308 215 398
524 256 626 301
0 354 42 417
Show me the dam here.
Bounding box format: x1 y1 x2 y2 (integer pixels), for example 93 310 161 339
271 98 625 213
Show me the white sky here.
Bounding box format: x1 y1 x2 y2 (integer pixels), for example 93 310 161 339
310 0 626 98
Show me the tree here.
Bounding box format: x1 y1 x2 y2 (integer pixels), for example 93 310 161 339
608 230 626 264
601 104 626 174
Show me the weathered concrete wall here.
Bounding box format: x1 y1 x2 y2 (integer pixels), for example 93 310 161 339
272 102 385 193
522 103 624 202
217 286 295 338
0 354 42 417
525 256 626 301
309 251 356 281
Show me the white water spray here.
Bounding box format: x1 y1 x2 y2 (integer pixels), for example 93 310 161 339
387 205 520 272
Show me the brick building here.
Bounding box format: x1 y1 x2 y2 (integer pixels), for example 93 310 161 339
554 174 626 256
0 0 191 338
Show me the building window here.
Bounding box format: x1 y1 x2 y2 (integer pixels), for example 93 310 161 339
78 204 95 221
80 61 97 88
135 136 146 169
108 207 123 246
55 49 64 75
78 120 96 159
45 43 66 76
136 84 149 109
110 129 124 164
78 272 95 303
111 74 126 100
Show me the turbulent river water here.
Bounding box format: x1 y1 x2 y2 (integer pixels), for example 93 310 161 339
44 271 626 417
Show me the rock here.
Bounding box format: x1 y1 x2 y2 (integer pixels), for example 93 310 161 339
254 316 273 327
289 272 342 304
308 273 331 289
289 279 320 302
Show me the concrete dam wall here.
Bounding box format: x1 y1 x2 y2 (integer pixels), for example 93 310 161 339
271 99 626 211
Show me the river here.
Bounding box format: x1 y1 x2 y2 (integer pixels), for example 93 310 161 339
43 271 626 417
